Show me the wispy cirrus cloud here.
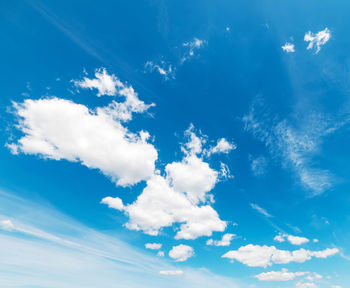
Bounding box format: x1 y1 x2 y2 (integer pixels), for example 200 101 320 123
243 99 344 196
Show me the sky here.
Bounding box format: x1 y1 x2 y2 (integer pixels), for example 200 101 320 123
0 0 350 287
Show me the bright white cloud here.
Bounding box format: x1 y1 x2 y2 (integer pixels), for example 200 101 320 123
282 42 295 53
114 174 226 239
169 244 194 262
74 67 119 96
304 28 331 53
165 155 218 204
222 244 338 267
159 270 184 276
207 138 236 156
250 203 273 218
0 219 15 231
8 97 157 187
255 268 307 282
274 233 309 245
157 251 165 257
75 68 154 122
206 233 236 246
145 243 162 250
101 197 124 211
102 126 227 240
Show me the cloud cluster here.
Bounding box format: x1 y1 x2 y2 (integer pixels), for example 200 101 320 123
102 124 232 239
168 244 194 262
254 268 307 282
206 233 236 247
274 233 310 245
304 28 331 54
222 244 338 267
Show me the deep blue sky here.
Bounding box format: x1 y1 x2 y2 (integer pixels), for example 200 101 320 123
0 1 350 287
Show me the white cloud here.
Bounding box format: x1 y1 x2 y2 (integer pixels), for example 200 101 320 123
145 243 162 250
165 155 218 204
0 219 15 231
222 244 339 267
182 124 205 156
74 68 119 96
274 233 309 245
181 38 205 63
116 174 226 239
169 244 194 262
157 251 165 257
331 286 342 288
8 96 157 187
100 197 124 211
304 28 331 53
145 61 175 80
243 101 342 195
74 68 154 121
254 268 307 282
102 126 227 240
159 270 184 276
206 233 236 246
296 281 318 288
250 203 273 218
282 42 295 53
207 138 236 156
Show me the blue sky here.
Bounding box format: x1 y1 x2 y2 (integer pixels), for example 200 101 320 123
1 0 350 287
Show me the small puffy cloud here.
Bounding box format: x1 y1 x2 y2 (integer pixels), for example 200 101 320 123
159 270 184 276
313 239 319 243
8 97 157 186
182 124 205 155
0 219 15 231
255 268 307 282
282 42 295 53
250 203 273 218
222 244 339 268
207 138 236 156
206 233 236 246
274 233 309 245
101 197 124 211
145 243 162 250
169 244 194 262
74 68 119 96
145 61 175 80
157 251 165 257
304 28 331 53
